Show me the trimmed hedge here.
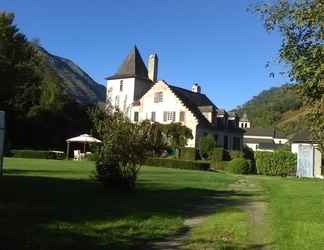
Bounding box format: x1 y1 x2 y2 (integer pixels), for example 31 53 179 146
210 160 228 170
180 147 197 161
11 150 65 160
210 148 224 161
145 157 210 171
229 150 244 160
255 150 296 176
227 158 252 174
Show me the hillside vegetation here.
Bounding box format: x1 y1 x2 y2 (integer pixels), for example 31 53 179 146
234 84 308 137
0 12 104 150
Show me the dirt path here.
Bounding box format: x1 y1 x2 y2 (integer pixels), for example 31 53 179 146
149 194 227 250
229 177 272 250
148 176 271 250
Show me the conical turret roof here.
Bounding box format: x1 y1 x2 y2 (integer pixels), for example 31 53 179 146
106 46 149 80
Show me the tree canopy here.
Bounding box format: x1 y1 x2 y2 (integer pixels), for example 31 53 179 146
254 0 324 151
0 12 93 150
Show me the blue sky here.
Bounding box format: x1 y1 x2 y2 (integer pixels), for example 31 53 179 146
2 0 289 110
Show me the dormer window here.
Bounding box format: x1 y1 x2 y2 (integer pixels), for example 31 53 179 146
154 92 163 103
120 80 123 92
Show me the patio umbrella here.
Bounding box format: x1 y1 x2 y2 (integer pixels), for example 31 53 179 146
66 134 102 159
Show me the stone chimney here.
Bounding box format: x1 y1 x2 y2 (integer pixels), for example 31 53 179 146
192 83 201 93
148 53 158 82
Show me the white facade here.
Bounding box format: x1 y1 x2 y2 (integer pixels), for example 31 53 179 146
239 121 251 128
274 138 289 144
131 81 198 147
107 77 152 115
107 78 135 114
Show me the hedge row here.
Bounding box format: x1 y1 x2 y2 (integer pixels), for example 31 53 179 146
210 160 228 170
227 158 254 174
11 150 65 160
179 147 197 161
255 150 296 176
145 157 210 171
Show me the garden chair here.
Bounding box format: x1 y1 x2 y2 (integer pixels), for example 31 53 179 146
73 150 81 160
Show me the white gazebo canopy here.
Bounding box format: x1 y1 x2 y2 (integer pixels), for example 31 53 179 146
66 134 102 159
66 134 102 143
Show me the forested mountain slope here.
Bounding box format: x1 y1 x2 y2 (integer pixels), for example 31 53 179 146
234 84 309 137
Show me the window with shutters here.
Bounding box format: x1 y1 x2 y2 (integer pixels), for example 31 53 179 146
115 95 120 108
123 95 127 111
120 80 123 91
151 112 156 122
154 92 163 103
163 111 176 122
134 112 139 122
180 111 185 122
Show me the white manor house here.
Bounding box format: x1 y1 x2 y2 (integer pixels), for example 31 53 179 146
106 47 244 149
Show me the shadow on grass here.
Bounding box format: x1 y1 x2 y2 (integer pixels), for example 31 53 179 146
0 173 252 250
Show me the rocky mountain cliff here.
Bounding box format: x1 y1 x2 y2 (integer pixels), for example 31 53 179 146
37 46 106 104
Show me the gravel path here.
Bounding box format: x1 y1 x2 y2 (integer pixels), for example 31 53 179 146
148 176 272 250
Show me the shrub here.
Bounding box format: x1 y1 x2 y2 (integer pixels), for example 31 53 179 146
11 150 50 159
145 158 210 171
210 147 224 161
210 160 228 171
199 134 217 159
242 146 254 160
255 150 297 176
90 107 165 191
227 158 251 174
180 147 197 160
162 123 193 157
229 150 244 160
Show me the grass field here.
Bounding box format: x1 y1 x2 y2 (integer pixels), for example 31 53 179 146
259 176 324 249
0 158 237 250
2 158 324 250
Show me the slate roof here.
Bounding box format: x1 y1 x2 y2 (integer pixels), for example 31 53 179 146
244 128 275 137
228 111 237 118
167 84 244 134
244 138 274 144
258 143 287 150
168 84 212 128
292 130 315 143
244 128 287 139
106 46 149 80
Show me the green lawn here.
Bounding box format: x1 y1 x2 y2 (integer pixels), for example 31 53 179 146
2 158 324 250
258 176 324 250
0 158 237 250
183 207 250 250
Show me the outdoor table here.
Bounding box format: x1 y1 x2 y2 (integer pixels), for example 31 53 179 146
49 150 65 160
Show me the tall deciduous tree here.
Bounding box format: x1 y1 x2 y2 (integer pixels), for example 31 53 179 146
254 0 324 152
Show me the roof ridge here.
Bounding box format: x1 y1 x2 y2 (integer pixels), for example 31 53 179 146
168 84 206 96
166 84 212 128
